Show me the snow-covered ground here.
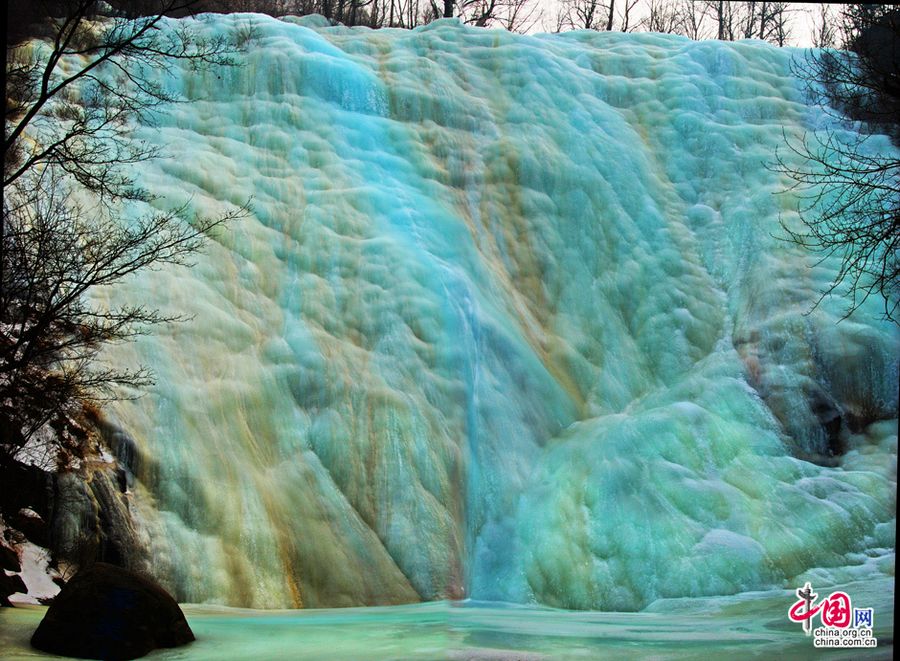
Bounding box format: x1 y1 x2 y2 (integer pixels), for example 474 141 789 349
7 541 61 605
1 514 61 605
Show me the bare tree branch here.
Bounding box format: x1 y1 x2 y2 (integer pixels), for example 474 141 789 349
773 7 900 324
2 1 247 453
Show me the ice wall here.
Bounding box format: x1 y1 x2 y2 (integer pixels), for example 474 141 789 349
92 14 897 609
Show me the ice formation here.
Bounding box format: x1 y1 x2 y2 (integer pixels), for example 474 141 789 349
87 14 896 610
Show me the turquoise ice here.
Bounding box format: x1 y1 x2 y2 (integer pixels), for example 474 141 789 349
85 15 896 610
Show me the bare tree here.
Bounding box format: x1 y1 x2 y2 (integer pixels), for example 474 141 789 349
554 0 638 33
2 0 246 456
453 0 539 31
704 0 753 40
644 0 682 34
704 0 726 39
694 1 794 45
748 2 793 45
809 3 838 48
775 6 899 323
495 0 542 32
458 0 499 28
4 2 235 195
616 0 640 31
1 171 244 450
765 2 792 46
679 0 711 40
556 0 607 31
738 0 758 39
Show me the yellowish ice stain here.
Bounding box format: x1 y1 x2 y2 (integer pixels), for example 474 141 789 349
257 486 305 609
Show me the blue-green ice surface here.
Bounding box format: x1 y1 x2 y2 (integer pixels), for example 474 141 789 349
41 12 895 613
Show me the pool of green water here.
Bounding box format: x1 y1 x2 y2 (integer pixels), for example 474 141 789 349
1 578 892 660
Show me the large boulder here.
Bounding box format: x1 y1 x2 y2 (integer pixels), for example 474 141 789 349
0 541 20 573
1 572 27 607
0 540 25 606
31 563 194 659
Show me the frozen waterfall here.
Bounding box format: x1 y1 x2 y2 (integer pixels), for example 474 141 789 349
86 14 897 610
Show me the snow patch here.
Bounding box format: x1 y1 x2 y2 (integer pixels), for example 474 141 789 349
8 541 61 604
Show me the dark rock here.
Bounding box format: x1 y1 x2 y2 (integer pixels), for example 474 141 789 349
0 542 21 572
12 508 50 548
51 468 147 571
809 390 847 458
0 459 53 524
1 571 27 606
95 419 144 478
115 466 128 494
31 562 194 660
0 413 26 448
